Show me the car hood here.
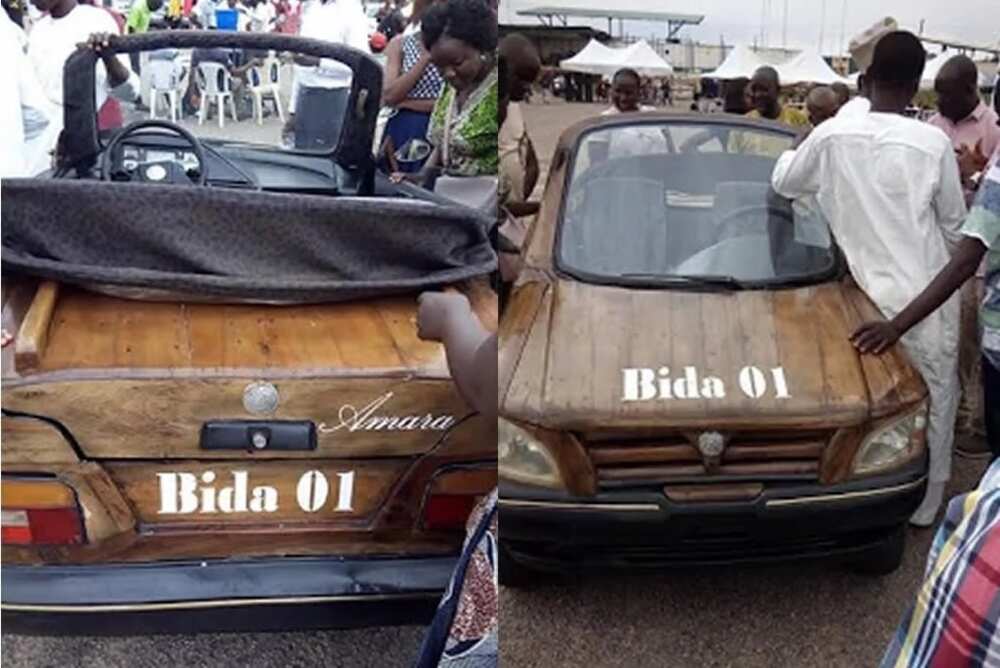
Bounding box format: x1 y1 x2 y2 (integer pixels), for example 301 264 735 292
499 278 927 433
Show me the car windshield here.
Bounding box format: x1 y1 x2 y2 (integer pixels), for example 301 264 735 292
557 121 838 288
110 43 359 155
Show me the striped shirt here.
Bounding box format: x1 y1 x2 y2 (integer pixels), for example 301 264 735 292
881 460 1000 667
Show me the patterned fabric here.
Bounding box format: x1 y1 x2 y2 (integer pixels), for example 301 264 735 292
402 34 445 100
439 491 498 667
963 157 1000 371
414 490 498 668
428 67 499 177
881 460 1000 667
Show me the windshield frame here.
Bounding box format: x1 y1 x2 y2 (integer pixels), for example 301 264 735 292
61 31 382 175
551 113 845 291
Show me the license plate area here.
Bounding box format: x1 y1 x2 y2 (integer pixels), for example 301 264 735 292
104 461 409 527
200 421 316 452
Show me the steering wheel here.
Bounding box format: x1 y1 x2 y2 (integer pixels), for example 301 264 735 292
101 119 208 185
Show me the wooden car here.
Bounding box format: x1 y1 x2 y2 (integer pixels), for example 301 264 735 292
0 32 496 633
498 114 929 584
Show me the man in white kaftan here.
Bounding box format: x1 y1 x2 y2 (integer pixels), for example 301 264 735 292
771 30 966 526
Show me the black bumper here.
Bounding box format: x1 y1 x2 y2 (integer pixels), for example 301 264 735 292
1 555 454 635
500 462 926 571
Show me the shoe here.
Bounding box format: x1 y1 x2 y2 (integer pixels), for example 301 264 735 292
955 435 992 459
910 481 945 527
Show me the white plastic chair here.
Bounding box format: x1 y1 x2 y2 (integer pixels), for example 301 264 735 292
197 62 237 128
149 59 186 122
249 56 284 125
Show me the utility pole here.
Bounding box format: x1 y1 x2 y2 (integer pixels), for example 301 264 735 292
839 0 846 55
819 0 827 54
782 0 789 49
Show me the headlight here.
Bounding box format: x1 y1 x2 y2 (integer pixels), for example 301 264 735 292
851 402 928 476
498 419 565 489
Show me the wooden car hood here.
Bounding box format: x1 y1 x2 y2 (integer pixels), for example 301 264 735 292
499 277 927 432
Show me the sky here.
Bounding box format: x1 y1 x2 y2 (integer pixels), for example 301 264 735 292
498 0 1000 56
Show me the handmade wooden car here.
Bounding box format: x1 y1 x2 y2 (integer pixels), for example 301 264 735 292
498 114 929 584
1 32 496 633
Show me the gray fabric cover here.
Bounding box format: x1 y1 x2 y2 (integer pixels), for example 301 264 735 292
1 180 496 303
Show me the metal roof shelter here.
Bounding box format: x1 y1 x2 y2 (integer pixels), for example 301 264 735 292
517 6 704 40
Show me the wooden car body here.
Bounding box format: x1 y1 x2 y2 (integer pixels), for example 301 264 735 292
498 114 929 575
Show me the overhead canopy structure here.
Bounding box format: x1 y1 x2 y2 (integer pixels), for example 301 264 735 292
702 44 764 80
560 39 673 77
776 50 847 86
618 41 674 76
518 6 703 40
559 39 619 74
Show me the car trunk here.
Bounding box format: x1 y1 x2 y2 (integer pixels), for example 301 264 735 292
2 278 497 563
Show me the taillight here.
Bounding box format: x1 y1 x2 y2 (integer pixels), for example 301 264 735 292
421 467 495 531
423 494 478 531
1 479 85 545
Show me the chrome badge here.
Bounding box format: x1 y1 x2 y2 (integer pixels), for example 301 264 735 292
697 431 726 458
243 382 279 415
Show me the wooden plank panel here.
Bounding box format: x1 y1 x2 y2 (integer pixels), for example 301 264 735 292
113 302 191 368
1 414 80 464
3 378 472 458
185 302 227 368
14 281 59 373
374 297 448 373
37 290 119 370
105 460 409 525
24 285 482 374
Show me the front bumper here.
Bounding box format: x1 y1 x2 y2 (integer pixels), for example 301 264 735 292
1 554 454 634
500 460 926 571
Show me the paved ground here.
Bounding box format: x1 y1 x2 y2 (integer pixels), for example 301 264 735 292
2 626 426 667
500 101 993 668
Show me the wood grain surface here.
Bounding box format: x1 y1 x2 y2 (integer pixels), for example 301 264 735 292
3 378 475 459
501 279 926 431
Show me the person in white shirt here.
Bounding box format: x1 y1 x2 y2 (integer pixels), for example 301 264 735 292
595 68 665 160
286 0 369 150
247 0 273 31
1 16 50 178
771 31 967 527
25 0 139 173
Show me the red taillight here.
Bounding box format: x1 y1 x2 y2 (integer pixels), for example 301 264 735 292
2 480 85 545
423 494 478 531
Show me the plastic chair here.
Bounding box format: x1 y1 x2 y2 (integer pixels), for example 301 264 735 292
149 59 185 122
249 56 285 125
197 62 237 129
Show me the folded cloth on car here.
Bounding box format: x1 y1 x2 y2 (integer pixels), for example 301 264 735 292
1 179 496 303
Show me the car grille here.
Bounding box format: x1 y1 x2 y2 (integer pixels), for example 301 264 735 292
585 432 831 489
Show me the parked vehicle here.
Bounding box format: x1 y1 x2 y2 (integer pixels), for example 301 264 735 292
498 114 928 585
1 32 497 633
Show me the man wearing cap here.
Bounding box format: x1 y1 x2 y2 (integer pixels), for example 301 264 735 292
838 17 898 119
771 31 967 527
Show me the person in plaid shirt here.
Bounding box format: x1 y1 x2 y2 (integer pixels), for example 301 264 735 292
880 458 1000 666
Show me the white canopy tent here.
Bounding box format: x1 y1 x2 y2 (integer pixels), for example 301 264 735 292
560 39 673 77
702 44 765 80
559 39 619 76
777 50 848 86
618 40 674 77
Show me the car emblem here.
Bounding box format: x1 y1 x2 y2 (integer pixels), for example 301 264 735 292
696 431 727 473
243 382 279 415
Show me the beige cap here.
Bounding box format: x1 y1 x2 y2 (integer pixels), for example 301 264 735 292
849 17 898 72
